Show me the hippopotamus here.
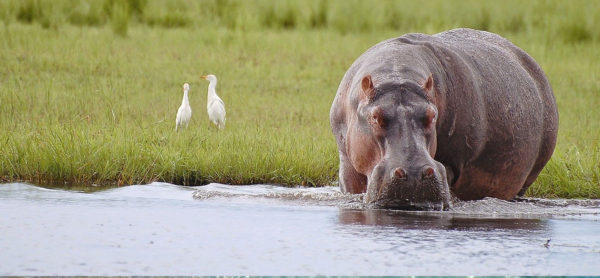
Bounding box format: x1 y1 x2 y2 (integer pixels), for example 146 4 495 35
330 28 558 210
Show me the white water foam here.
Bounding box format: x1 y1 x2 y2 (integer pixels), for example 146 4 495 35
192 183 600 219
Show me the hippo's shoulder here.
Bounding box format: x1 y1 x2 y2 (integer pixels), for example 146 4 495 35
369 32 458 58
435 28 501 39
435 28 513 47
371 28 517 52
355 33 439 66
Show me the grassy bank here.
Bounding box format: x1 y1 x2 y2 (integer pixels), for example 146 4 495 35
0 0 598 198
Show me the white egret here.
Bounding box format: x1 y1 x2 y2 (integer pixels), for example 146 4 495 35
175 83 192 132
201 74 226 130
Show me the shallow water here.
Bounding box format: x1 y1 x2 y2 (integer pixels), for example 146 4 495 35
1 182 599 275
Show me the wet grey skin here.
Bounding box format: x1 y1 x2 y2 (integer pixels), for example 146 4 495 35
330 28 558 211
359 82 452 210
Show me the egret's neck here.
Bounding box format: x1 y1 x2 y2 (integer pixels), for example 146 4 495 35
182 90 189 105
207 80 218 98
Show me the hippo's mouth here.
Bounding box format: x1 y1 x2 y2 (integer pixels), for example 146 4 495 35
365 175 452 211
368 198 450 211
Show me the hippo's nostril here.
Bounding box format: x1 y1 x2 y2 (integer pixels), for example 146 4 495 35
393 167 407 180
422 166 435 179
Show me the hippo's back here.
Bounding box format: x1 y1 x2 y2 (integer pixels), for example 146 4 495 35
428 28 558 199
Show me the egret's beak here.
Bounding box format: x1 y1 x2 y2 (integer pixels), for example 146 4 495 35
201 75 207 80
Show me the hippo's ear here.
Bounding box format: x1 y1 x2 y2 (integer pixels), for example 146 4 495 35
421 74 435 101
361 75 375 101
422 74 434 92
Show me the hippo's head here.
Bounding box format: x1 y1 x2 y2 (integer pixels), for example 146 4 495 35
349 74 451 210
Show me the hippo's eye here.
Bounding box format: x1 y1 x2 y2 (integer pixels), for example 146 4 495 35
369 108 385 128
423 107 437 129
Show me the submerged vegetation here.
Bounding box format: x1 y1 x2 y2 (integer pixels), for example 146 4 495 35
0 0 598 198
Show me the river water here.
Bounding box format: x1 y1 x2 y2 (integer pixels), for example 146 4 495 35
1 182 599 275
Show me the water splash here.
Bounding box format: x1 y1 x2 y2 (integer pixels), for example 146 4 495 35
193 183 600 219
192 183 365 208
450 197 600 219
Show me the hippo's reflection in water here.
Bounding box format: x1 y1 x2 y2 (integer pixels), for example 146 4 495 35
338 209 547 231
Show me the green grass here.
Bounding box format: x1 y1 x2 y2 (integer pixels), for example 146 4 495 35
0 0 598 198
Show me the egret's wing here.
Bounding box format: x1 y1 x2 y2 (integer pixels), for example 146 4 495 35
208 98 225 110
213 98 225 108
176 106 183 123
